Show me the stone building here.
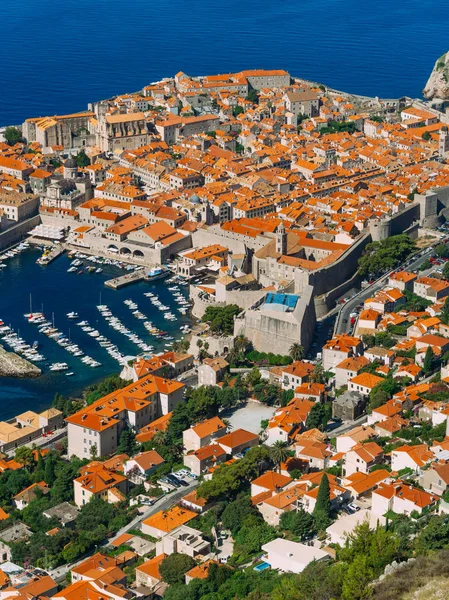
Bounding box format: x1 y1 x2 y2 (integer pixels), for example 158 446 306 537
40 158 93 210
234 289 316 355
332 391 366 421
94 110 151 152
22 111 95 150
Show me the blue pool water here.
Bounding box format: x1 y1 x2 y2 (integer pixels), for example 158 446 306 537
1 0 449 126
0 248 191 419
254 562 271 572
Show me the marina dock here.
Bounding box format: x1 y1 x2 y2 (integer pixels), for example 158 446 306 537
104 269 146 289
36 244 65 266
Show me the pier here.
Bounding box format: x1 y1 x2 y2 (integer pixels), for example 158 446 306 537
104 269 146 289
36 244 65 266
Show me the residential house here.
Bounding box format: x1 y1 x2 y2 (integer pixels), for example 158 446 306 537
217 428 259 455
264 399 314 446
73 463 127 507
294 382 325 402
295 441 332 471
388 271 417 292
155 525 210 559
348 372 384 396
414 277 449 302
390 444 433 473
251 471 293 501
343 442 384 476
197 357 229 386
281 361 314 390
261 539 329 574
135 554 167 589
183 444 227 476
322 335 364 371
372 481 438 516
142 506 197 539
66 374 184 459
13 482 49 510
334 356 370 388
336 425 377 453
123 450 165 482
419 460 449 496
342 469 391 499
182 416 227 453
332 390 366 421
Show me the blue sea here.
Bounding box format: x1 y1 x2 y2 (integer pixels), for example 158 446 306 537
0 249 191 419
1 0 449 126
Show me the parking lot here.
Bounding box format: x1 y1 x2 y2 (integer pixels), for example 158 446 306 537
157 469 197 491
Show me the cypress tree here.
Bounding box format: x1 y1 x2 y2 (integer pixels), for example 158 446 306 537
313 473 331 530
44 454 56 485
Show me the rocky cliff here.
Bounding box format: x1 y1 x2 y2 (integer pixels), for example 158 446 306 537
423 51 449 99
0 344 41 378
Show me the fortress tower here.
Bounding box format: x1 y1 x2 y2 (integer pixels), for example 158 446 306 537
440 126 449 158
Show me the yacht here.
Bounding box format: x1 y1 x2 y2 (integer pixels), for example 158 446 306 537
49 362 69 371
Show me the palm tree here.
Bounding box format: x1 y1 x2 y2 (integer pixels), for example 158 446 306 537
270 441 289 472
289 343 304 361
234 335 250 354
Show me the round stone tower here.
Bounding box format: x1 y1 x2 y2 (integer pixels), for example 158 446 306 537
63 156 78 179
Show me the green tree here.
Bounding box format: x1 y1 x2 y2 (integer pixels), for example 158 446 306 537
197 445 270 501
434 243 449 259
201 304 241 335
443 262 449 282
289 343 304 361
422 130 431 141
423 345 435 374
44 454 57 485
358 234 415 278
34 450 45 482
117 428 138 456
246 89 259 104
369 386 389 411
342 554 374 600
279 509 316 540
76 150 90 168
415 514 449 553
221 495 257 533
311 363 325 384
269 441 289 472
306 403 327 430
233 105 244 117
14 447 34 469
159 553 195 584
4 126 22 145
313 474 331 530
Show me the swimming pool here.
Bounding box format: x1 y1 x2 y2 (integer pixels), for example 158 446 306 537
254 561 271 572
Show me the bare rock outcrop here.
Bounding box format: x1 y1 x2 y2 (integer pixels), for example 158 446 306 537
0 344 41 378
423 51 449 99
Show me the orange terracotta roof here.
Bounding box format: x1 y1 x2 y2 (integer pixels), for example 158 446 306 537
142 506 196 533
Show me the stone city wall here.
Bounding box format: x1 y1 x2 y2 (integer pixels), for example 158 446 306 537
0 215 41 250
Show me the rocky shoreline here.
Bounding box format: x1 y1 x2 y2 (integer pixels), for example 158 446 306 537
0 344 41 378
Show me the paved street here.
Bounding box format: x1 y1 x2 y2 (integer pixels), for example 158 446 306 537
334 246 435 336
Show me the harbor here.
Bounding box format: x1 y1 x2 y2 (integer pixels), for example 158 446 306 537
0 246 193 420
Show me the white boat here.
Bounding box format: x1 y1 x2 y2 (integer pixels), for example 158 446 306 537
49 362 69 372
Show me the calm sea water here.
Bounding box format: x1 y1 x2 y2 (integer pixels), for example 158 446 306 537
1 0 449 126
0 249 191 420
